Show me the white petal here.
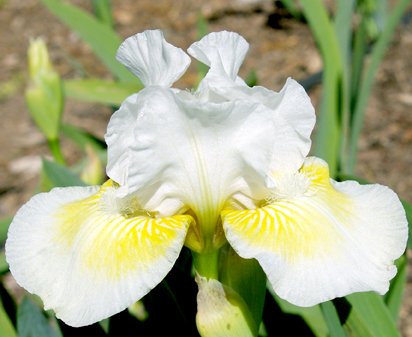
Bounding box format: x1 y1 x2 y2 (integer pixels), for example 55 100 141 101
222 157 408 306
188 31 249 82
105 92 139 187
6 181 191 326
116 30 190 87
206 78 315 173
105 84 314 244
189 32 314 172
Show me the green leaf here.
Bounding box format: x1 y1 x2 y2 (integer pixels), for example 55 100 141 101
401 200 412 249
219 246 267 329
348 0 410 172
345 292 401 337
279 0 302 19
320 301 348 337
92 0 113 28
0 296 16 337
41 159 85 191
64 78 141 105
0 251 8 274
0 217 12 244
333 0 355 174
61 123 105 151
40 0 136 83
273 295 328 337
17 297 59 337
299 0 343 176
385 255 407 320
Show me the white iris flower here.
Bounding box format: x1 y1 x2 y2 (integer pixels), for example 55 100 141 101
6 30 407 327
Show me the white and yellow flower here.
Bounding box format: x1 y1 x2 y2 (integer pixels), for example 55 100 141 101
6 30 407 328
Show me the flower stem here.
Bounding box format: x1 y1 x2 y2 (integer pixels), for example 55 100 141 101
192 250 220 279
48 138 65 164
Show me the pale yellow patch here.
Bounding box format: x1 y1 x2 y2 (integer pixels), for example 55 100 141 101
222 159 354 261
54 180 192 280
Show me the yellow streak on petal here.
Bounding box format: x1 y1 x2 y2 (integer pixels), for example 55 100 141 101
222 159 354 261
54 180 192 280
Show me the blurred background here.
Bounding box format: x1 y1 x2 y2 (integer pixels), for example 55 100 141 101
0 0 411 335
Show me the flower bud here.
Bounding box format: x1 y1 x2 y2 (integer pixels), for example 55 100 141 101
26 38 63 141
80 145 105 185
195 275 257 337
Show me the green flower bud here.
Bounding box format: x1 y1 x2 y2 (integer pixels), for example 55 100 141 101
80 145 105 185
26 38 63 141
195 276 257 337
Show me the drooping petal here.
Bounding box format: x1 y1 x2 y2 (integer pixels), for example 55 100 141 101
6 181 191 326
116 30 190 87
222 157 407 306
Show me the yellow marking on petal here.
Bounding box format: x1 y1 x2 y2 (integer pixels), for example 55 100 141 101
222 158 354 261
54 180 192 280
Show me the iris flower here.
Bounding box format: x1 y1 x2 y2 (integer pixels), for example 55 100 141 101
6 30 407 328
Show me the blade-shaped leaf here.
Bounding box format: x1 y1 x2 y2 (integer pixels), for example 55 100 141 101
272 294 328 337
92 0 113 28
40 0 136 83
0 296 16 337
41 159 86 191
320 301 348 337
0 251 8 274
345 292 401 337
385 255 407 320
0 217 11 244
348 0 410 172
300 0 343 176
64 78 140 105
61 123 105 152
17 297 59 337
401 200 412 249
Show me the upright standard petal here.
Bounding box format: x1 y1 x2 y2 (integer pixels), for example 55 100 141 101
188 33 314 174
105 82 317 251
222 157 407 306
6 181 191 326
188 31 249 82
116 30 190 87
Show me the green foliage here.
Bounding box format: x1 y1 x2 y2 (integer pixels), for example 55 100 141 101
41 159 86 191
385 255 407 320
2 1 409 337
0 296 16 337
26 39 63 142
91 0 113 28
299 0 409 176
17 297 60 337
320 302 348 337
299 0 343 176
272 294 328 337
40 0 136 83
345 292 401 337
402 200 412 249
64 79 141 106
0 217 11 274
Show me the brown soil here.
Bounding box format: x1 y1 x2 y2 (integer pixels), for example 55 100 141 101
1 0 411 335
